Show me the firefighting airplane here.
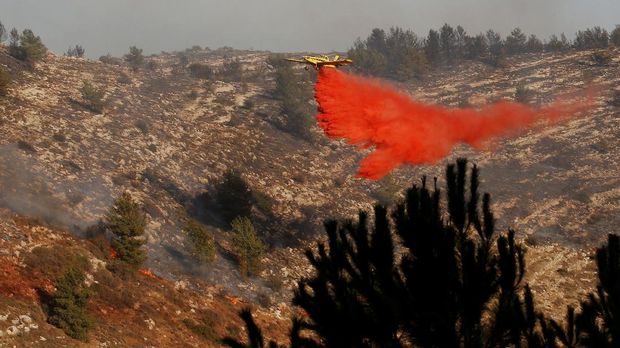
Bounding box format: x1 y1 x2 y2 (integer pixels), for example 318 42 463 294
285 55 353 70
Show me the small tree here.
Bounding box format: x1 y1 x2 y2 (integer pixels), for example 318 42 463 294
505 28 527 54
0 67 10 96
105 192 147 266
231 216 264 277
66 45 85 58
188 63 214 79
20 29 47 62
0 21 6 43
184 220 216 263
515 83 533 103
79 81 106 113
124 46 144 71
219 58 243 81
215 169 254 223
48 267 93 341
611 25 620 46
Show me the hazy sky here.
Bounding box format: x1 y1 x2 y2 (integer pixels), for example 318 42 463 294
1 0 618 58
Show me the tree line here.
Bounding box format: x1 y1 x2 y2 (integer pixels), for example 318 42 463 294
350 24 620 80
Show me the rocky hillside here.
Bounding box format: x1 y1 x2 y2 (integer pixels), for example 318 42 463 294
0 45 618 345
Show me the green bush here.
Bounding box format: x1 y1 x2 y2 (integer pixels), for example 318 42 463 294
231 216 264 277
252 190 275 216
0 21 6 43
104 192 147 267
612 25 620 46
591 50 612 66
124 46 144 71
184 220 216 263
0 67 11 96
214 169 253 223
47 267 93 341
79 81 106 113
9 28 46 63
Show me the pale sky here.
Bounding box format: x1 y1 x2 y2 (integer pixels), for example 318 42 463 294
1 0 618 58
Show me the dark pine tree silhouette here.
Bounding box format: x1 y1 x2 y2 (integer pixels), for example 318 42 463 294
225 159 565 348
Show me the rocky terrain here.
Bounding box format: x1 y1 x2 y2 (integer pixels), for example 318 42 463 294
0 45 618 346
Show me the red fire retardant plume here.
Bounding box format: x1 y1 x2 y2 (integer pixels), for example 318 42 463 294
315 68 593 180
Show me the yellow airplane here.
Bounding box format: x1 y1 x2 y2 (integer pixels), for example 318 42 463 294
285 55 353 70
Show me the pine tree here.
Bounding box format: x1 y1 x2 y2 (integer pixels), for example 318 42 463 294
124 46 144 71
105 192 147 266
79 80 106 113
228 159 556 347
425 29 441 65
575 234 620 346
505 28 527 54
231 217 265 277
184 219 216 263
611 25 620 47
48 267 93 341
19 29 47 62
439 23 457 62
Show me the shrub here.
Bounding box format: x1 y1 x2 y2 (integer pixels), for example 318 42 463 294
9 28 47 64
184 220 216 263
47 267 93 341
99 54 122 65
65 45 85 58
117 72 131 84
231 216 264 277
610 90 620 107
79 81 106 113
591 50 612 66
214 169 253 223
219 58 243 81
515 83 533 103
252 190 275 216
24 245 90 280
183 310 218 341
17 140 36 153
0 67 11 96
188 63 214 79
134 119 149 134
104 192 147 267
124 46 144 71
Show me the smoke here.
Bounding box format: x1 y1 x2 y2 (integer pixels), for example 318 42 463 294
315 68 594 180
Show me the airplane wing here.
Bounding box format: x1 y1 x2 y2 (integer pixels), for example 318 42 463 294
316 59 352 66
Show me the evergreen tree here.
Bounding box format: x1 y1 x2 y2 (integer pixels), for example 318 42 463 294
47 267 93 341
525 34 544 53
228 159 557 347
184 219 216 263
454 25 469 59
124 46 144 71
66 45 85 58
79 80 106 113
365 28 387 53
20 29 47 62
486 30 506 67
505 28 527 54
425 29 441 65
105 192 147 266
611 25 620 47
546 34 570 52
465 33 489 60
575 234 620 346
574 27 609 49
348 39 388 76
439 23 457 62
231 217 265 277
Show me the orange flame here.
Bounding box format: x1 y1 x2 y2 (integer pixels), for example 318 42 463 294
225 295 242 305
138 269 157 279
109 247 118 259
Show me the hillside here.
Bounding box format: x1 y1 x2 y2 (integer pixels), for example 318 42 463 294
0 45 618 345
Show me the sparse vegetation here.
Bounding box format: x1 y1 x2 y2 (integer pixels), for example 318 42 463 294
515 83 533 103
105 192 147 267
252 190 275 216
8 28 47 64
47 267 93 341
0 20 6 43
0 67 11 96
188 63 214 79
184 219 216 263
79 81 106 113
183 310 218 341
612 25 620 46
117 72 131 84
591 50 612 66
17 139 36 153
124 46 144 71
214 169 253 223
268 55 315 140
99 54 122 65
65 45 85 58
574 26 609 49
230 216 264 277
219 58 243 81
